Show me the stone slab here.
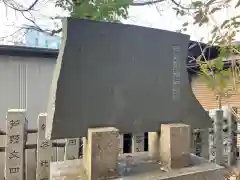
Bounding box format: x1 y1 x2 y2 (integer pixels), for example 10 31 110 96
36 113 52 180
148 131 160 159
85 127 119 180
50 159 86 180
46 17 212 139
50 153 224 180
64 138 80 160
131 133 145 152
160 124 191 168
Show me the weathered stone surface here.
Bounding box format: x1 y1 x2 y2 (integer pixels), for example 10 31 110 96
148 131 160 159
209 106 238 166
116 153 224 180
160 124 191 169
119 134 124 154
64 138 80 160
84 127 119 180
131 133 145 153
5 109 27 180
50 153 224 180
50 159 86 180
46 17 212 139
36 113 52 180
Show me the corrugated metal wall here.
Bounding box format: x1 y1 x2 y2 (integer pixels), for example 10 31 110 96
0 55 55 131
191 75 240 132
191 75 240 110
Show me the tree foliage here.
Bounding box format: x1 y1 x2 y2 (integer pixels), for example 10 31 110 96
1 0 169 36
178 0 240 110
56 0 130 22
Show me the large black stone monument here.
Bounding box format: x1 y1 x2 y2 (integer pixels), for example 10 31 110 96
46 18 212 139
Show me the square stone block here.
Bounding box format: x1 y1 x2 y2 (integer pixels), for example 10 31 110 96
85 127 119 180
160 124 191 168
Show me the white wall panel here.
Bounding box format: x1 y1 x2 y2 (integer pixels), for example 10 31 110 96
0 55 55 131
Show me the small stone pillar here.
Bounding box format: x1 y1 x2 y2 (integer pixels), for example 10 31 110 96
56 139 65 161
131 133 145 152
208 126 215 162
5 109 27 180
148 131 160 159
119 135 124 154
51 141 57 162
64 138 80 160
193 129 202 156
230 107 238 165
214 110 223 165
221 107 238 166
160 123 191 169
84 127 119 180
36 113 52 180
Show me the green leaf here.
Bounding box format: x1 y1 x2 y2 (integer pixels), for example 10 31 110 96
221 69 232 77
218 74 227 90
214 58 224 70
200 63 208 71
71 0 130 22
192 1 204 7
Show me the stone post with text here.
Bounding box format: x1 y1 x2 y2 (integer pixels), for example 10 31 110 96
5 109 27 180
36 113 52 180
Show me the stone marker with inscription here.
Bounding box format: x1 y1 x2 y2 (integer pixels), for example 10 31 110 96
64 138 80 160
209 106 238 166
131 134 145 153
36 113 52 180
46 18 212 140
5 109 27 180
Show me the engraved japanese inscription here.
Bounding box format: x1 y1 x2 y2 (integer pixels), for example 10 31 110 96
46 18 212 139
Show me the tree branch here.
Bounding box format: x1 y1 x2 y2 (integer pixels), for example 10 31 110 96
51 28 63 35
132 0 190 11
3 0 40 12
0 28 24 40
1 0 192 38
170 0 190 10
131 0 165 6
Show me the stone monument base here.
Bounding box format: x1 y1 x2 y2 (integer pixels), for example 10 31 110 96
50 153 224 180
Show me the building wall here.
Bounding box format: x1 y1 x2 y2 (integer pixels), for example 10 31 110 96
25 30 61 49
0 55 56 131
191 75 240 110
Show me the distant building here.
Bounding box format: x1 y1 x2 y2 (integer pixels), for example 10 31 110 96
25 29 61 49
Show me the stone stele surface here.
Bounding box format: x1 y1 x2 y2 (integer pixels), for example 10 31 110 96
46 17 212 140
50 153 225 180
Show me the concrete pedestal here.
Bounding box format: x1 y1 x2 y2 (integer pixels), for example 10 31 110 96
50 153 224 180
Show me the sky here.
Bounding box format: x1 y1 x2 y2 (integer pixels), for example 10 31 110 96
0 0 240 44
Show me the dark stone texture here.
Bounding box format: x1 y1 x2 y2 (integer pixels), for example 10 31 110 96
46 18 212 139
